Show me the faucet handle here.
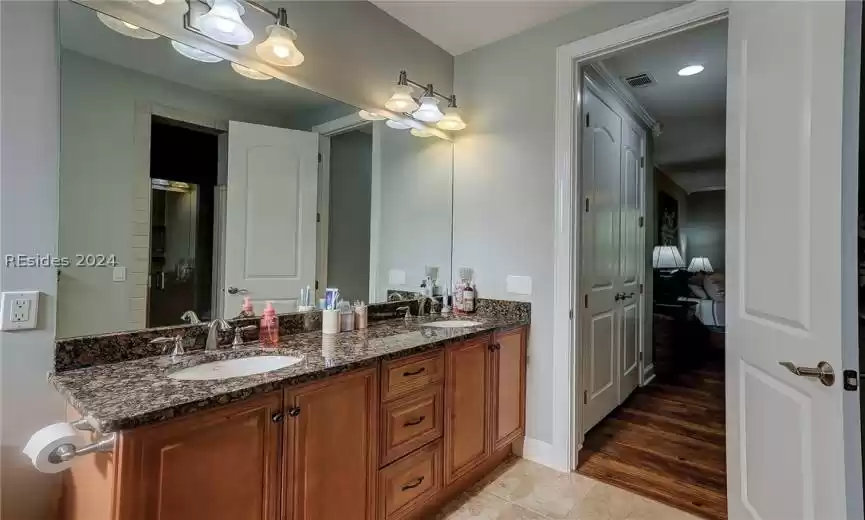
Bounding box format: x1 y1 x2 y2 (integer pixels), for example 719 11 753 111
396 306 411 319
233 325 258 347
150 336 185 357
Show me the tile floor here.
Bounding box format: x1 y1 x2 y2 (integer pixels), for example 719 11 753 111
437 458 701 520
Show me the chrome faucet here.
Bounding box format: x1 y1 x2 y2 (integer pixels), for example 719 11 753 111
181 310 201 325
396 306 411 320
416 296 435 316
205 319 231 352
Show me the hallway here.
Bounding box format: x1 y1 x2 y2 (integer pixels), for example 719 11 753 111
577 356 726 520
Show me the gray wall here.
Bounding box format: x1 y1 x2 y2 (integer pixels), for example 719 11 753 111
328 130 372 303
452 1 684 449
684 190 726 272
1 2 65 518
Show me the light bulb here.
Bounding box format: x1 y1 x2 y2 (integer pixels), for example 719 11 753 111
410 128 432 138
171 41 223 63
358 110 386 121
198 0 253 46
437 106 466 131
385 85 419 113
231 62 272 81
96 12 159 40
413 96 444 123
256 25 304 67
147 0 166 5
386 118 411 130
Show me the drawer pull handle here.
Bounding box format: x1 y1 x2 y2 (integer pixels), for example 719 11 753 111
401 477 424 491
403 367 426 377
403 415 426 427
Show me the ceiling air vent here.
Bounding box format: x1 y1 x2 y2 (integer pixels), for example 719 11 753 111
623 73 655 88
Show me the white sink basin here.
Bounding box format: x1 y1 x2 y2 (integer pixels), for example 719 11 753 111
423 320 482 329
168 356 302 381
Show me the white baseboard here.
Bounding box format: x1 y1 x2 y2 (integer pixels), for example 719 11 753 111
642 363 655 386
513 437 565 472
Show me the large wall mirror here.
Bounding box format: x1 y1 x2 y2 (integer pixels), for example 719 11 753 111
56 0 454 338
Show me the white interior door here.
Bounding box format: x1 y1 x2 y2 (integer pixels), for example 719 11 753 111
224 121 318 316
618 117 644 400
726 2 862 519
581 87 623 433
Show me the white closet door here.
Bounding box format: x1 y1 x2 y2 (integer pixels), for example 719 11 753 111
581 87 623 433
223 121 318 316
618 117 644 401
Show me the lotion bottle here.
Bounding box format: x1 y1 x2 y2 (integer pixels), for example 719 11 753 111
259 302 279 346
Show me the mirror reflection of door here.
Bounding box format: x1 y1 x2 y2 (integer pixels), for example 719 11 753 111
148 118 219 327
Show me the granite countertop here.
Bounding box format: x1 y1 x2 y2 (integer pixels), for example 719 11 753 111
49 314 527 433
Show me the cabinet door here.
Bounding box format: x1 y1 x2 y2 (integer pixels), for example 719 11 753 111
284 368 378 520
118 392 282 520
491 327 527 451
444 336 491 484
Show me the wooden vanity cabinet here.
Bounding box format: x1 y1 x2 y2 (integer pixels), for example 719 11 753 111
115 391 283 520
282 367 379 520
490 327 527 451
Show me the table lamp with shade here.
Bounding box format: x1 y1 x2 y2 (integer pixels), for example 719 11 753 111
687 257 714 273
652 245 685 270
652 245 686 303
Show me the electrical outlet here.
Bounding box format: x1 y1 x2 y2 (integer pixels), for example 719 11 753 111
1 291 39 330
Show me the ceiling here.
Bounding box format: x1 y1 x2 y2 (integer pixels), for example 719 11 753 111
598 19 728 193
59 1 349 119
369 0 591 55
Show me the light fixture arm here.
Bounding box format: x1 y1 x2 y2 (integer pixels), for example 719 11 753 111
397 70 457 105
238 0 291 28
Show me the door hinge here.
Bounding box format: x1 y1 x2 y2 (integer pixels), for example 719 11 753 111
843 369 859 391
315 280 319 290
585 113 590 128
585 198 590 213
638 216 644 228
317 153 322 163
583 390 588 405
639 283 644 294
640 156 645 168
639 352 644 361
316 212 321 223
584 295 588 308
569 309 574 320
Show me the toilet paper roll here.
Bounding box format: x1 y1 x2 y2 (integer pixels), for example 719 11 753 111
23 423 83 474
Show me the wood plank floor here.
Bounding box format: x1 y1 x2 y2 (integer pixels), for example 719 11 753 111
577 355 726 520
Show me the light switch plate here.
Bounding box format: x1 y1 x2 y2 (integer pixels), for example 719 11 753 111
1 291 40 330
113 266 127 282
388 269 406 285
506 275 532 295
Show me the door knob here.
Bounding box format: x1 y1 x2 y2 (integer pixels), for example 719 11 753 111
779 361 835 387
227 286 247 295
614 293 623 301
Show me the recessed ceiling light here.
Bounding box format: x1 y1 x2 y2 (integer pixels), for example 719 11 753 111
678 65 704 76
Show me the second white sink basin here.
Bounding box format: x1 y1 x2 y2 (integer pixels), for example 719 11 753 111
168 356 302 381
423 320 482 329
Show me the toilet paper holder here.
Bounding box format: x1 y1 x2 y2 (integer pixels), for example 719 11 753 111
46 418 116 465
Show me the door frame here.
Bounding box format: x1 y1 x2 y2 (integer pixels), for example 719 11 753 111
311 113 376 301
551 1 730 472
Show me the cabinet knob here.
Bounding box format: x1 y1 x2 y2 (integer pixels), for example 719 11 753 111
271 412 284 423
287 407 301 417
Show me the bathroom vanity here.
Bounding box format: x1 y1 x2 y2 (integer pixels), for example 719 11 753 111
54 315 528 520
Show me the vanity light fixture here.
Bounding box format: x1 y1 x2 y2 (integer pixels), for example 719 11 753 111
437 97 466 131
171 41 224 63
196 0 254 45
148 0 166 5
385 118 412 130
678 64 704 76
358 110 387 121
410 128 433 138
256 8 304 67
385 84 420 113
97 12 160 39
413 93 444 123
231 62 272 80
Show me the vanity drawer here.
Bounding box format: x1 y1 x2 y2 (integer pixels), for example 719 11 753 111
381 350 444 402
381 384 443 466
378 440 443 520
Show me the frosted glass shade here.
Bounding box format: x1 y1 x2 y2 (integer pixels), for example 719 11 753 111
358 110 386 121
410 128 432 138
437 106 466 131
231 62 272 81
652 245 685 269
385 118 411 130
687 257 714 273
171 41 223 63
198 0 253 46
97 13 159 39
413 96 444 122
256 25 304 67
385 85 419 113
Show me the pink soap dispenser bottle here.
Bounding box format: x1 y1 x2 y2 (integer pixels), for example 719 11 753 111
259 302 279 346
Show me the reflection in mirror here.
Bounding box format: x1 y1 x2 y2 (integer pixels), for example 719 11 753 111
56 0 453 338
